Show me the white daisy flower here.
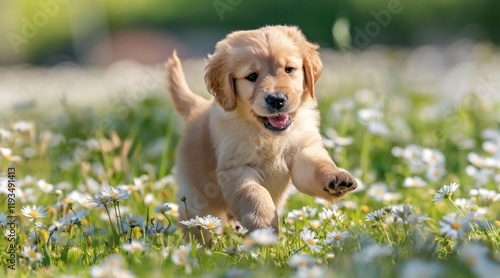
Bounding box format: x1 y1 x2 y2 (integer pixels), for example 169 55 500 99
398 259 443 278
367 183 388 202
318 207 346 223
403 145 423 161
365 208 386 222
124 215 144 228
313 197 335 207
21 205 47 221
382 192 402 202
324 230 350 245
171 243 201 274
198 214 222 230
122 240 148 253
13 120 34 132
340 200 359 209
354 244 392 263
101 186 130 202
179 217 200 229
37 179 54 193
66 209 88 224
288 253 313 268
164 203 179 218
248 227 278 246
433 182 460 204
49 218 69 232
308 220 322 230
422 148 445 166
403 176 427 188
154 203 172 214
357 108 383 123
459 242 500 277
392 205 427 223
287 206 317 221
367 121 390 136
90 254 135 278
465 211 486 223
295 265 325 278
0 147 21 162
89 193 111 208
300 229 321 252
470 188 500 202
482 141 498 154
425 165 446 182
144 193 155 205
467 152 486 168
21 245 43 262
438 213 471 239
454 198 474 211
230 221 249 236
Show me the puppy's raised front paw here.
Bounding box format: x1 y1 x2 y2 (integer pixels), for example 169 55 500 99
323 170 357 198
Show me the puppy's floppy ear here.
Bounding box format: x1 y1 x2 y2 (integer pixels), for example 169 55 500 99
302 41 323 99
205 44 237 112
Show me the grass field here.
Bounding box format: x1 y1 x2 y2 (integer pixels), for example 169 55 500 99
1 44 500 277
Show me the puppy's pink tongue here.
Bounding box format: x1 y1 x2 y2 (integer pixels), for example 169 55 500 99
268 114 289 128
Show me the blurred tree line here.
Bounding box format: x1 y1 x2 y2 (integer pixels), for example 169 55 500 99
0 0 498 65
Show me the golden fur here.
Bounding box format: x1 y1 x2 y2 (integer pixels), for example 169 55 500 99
165 25 357 239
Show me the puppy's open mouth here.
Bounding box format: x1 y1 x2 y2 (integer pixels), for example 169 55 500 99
259 114 292 131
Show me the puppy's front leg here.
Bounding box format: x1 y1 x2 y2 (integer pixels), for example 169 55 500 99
291 143 357 200
217 166 279 231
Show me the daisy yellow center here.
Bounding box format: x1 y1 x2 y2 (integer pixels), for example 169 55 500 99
159 208 166 212
100 197 108 203
29 211 40 218
109 192 119 198
298 261 308 267
306 238 316 246
170 209 178 215
205 222 215 228
131 245 142 252
27 251 38 259
297 212 305 217
334 234 343 241
451 222 461 230
129 220 137 225
176 249 187 256
6 155 13 161
178 257 187 266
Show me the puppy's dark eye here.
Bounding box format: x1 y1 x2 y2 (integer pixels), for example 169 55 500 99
285 67 295 74
245 72 258 82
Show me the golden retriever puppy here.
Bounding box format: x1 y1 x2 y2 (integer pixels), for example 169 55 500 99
165 25 357 238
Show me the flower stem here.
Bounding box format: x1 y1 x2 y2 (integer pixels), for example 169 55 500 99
380 223 393 247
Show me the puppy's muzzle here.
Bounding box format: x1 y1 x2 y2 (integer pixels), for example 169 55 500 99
259 93 293 132
265 93 287 112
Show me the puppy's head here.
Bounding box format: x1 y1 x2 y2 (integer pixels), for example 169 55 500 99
205 25 323 132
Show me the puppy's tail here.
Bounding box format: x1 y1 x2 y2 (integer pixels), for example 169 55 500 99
165 50 208 119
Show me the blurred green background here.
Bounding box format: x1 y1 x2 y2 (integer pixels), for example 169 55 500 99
0 0 499 65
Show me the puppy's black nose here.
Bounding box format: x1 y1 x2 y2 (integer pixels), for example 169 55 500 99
265 93 287 110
